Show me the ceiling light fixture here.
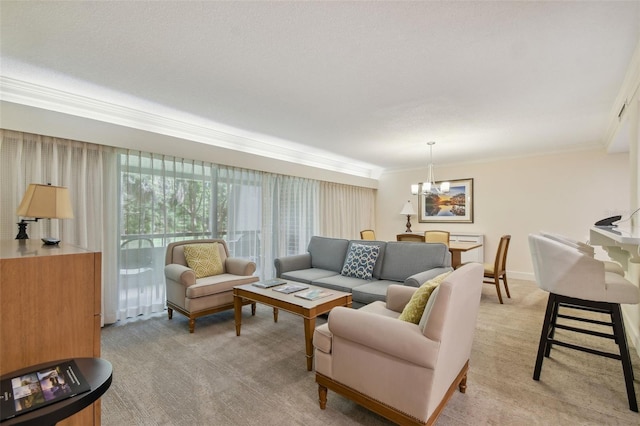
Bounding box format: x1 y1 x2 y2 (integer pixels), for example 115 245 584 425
412 141 449 195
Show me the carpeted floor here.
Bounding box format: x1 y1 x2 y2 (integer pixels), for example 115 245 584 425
100 279 640 425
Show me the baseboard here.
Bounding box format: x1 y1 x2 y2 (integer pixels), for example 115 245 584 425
507 270 535 281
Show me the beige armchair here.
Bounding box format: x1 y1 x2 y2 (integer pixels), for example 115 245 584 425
164 239 259 333
313 263 483 425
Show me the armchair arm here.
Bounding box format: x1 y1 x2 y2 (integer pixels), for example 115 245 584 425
385 284 417 313
274 253 312 277
225 257 257 276
328 307 439 368
405 267 453 288
164 264 196 286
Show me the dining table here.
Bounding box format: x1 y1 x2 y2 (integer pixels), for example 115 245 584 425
448 241 483 269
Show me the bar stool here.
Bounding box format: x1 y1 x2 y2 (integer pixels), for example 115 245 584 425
528 233 639 412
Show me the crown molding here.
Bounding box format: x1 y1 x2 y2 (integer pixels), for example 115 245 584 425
0 76 383 179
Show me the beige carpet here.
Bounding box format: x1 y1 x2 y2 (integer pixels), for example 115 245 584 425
100 279 640 425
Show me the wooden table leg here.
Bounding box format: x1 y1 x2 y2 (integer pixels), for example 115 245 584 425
451 251 462 269
303 317 316 371
234 294 242 336
273 307 279 322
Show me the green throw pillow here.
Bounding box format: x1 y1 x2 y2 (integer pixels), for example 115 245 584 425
183 243 224 278
398 272 451 324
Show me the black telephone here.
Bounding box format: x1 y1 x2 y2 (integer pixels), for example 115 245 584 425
594 215 622 227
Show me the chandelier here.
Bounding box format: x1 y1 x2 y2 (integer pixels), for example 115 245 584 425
411 141 450 195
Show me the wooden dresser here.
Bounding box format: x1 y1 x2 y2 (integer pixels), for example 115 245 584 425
0 239 102 425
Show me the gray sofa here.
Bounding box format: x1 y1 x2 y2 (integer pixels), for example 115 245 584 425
274 236 452 308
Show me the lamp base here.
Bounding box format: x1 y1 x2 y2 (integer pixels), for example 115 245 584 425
15 221 29 239
405 215 412 233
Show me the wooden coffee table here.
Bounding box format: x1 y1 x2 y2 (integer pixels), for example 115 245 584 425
233 282 352 371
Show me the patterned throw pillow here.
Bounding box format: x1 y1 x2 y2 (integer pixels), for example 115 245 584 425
398 272 451 324
340 243 380 280
183 243 224 279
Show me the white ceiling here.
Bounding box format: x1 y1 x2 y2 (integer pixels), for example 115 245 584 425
1 1 639 178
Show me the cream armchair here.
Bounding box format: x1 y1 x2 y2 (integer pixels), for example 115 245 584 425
164 239 259 333
313 263 483 425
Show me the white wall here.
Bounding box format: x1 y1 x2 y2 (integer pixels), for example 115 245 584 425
377 149 630 279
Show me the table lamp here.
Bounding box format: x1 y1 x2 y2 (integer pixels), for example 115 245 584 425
15 183 74 244
400 200 416 232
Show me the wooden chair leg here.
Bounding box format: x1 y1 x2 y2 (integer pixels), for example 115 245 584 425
534 294 556 380
318 384 327 409
494 276 503 304
502 273 511 298
188 318 196 333
458 371 468 393
545 300 560 357
611 304 638 412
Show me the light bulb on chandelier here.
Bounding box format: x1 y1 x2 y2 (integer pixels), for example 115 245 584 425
411 142 449 195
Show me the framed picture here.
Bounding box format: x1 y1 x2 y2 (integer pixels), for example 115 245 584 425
418 178 474 223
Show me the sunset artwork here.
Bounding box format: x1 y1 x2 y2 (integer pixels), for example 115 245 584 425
418 178 474 223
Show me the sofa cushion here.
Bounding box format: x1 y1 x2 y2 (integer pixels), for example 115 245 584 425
312 274 371 294
380 242 450 282
351 280 397 305
399 272 451 324
341 243 380 280
308 236 350 272
281 268 339 284
183 243 224 278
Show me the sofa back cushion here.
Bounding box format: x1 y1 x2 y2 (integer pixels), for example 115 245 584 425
380 242 450 282
308 236 349 272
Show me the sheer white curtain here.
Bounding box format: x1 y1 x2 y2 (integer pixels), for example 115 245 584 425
117 152 219 320
261 174 319 278
216 166 263 272
320 181 376 239
0 130 119 325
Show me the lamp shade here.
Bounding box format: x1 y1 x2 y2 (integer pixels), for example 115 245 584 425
400 200 415 215
16 184 74 219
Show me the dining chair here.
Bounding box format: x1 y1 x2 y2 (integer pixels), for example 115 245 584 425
396 233 425 242
484 235 511 304
424 230 450 247
360 229 376 240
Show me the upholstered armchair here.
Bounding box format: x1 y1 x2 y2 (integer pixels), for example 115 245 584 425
313 263 483 425
164 239 259 333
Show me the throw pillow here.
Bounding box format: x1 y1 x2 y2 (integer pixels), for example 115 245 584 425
340 243 380 280
398 272 451 324
183 243 224 279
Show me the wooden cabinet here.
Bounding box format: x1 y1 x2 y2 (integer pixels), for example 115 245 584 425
0 240 102 425
450 233 484 263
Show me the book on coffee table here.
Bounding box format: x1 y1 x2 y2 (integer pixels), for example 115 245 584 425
294 289 334 300
252 278 287 288
272 284 308 294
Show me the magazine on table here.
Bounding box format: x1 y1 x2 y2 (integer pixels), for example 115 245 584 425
252 278 287 288
0 359 91 421
294 289 334 300
272 283 309 294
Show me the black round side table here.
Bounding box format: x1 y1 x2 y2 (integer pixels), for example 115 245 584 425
1 358 112 426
